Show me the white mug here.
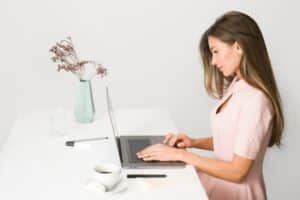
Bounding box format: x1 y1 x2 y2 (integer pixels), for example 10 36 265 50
94 163 122 191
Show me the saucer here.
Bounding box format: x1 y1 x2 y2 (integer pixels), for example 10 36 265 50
85 177 128 195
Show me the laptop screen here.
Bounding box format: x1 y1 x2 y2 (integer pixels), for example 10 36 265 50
105 86 119 137
105 86 123 163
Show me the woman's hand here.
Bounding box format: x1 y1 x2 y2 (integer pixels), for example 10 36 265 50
136 144 185 162
163 133 194 148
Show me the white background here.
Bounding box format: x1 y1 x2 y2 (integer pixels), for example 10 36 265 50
0 0 299 199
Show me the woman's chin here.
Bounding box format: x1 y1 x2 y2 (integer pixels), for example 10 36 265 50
222 71 235 77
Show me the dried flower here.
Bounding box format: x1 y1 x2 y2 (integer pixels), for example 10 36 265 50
49 37 107 80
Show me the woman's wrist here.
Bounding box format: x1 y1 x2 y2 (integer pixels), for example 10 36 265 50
176 149 188 161
190 138 196 148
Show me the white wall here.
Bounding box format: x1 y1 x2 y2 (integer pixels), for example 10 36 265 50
1 0 299 198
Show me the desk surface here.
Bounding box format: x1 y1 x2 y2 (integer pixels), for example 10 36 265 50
0 108 208 200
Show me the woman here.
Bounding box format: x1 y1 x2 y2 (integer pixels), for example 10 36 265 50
136 11 284 200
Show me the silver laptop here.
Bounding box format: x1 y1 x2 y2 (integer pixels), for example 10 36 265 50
105 86 185 169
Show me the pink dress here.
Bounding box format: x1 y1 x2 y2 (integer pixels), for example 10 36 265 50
198 76 274 200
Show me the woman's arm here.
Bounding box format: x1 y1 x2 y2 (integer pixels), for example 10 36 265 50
179 151 253 183
137 143 253 183
191 137 214 151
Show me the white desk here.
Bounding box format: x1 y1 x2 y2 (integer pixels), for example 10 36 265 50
0 108 208 200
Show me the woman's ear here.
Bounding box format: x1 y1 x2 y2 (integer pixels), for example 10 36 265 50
234 41 243 55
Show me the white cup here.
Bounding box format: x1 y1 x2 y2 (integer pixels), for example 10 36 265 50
94 163 122 191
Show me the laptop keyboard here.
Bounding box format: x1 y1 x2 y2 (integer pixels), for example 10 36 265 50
128 139 151 163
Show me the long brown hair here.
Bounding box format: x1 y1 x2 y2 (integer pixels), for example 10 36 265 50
199 11 284 147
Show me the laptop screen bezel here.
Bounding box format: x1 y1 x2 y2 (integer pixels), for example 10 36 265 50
105 86 123 163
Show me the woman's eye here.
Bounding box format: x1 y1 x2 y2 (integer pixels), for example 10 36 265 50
213 50 218 54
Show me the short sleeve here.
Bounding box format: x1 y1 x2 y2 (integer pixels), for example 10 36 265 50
234 92 273 160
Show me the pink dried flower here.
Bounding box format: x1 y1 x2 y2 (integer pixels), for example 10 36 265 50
57 64 64 72
56 49 65 57
96 65 107 76
56 43 74 53
49 37 107 80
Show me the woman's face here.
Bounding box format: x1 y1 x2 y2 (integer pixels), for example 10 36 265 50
208 36 243 77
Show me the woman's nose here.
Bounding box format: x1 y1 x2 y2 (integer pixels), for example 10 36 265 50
211 56 216 66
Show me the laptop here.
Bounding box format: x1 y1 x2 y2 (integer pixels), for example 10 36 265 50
105 86 185 169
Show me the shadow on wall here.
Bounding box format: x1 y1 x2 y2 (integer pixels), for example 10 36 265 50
0 107 16 151
0 84 17 151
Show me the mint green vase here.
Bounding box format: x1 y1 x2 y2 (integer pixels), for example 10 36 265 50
74 80 95 123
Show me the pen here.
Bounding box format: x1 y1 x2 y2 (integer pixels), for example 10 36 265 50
65 137 109 146
127 174 167 178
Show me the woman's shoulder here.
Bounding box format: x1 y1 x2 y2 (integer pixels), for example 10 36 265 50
233 79 272 108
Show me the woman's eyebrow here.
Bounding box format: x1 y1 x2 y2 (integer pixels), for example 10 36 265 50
209 46 216 51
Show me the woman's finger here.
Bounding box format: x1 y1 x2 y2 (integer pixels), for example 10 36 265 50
168 135 178 146
143 155 157 161
177 142 185 148
163 133 173 144
137 145 158 158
